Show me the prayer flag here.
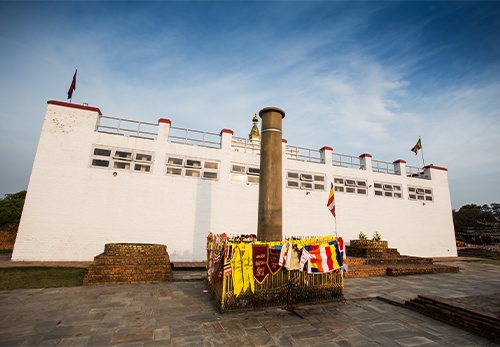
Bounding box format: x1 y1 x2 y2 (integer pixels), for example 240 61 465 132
411 138 422 155
67 69 77 100
308 245 341 274
327 182 336 218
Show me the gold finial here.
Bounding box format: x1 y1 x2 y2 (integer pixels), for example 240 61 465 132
249 113 261 142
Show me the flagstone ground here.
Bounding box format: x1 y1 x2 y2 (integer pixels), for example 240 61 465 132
0 259 499 346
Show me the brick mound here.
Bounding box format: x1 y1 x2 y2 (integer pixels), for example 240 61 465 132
405 294 500 344
83 243 173 285
344 239 459 278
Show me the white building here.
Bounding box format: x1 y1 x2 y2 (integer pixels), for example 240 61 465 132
12 100 457 262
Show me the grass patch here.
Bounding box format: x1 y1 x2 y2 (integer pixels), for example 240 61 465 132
0 250 13 254
0 267 87 290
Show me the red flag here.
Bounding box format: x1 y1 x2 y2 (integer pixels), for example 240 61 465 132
327 182 336 218
67 69 77 100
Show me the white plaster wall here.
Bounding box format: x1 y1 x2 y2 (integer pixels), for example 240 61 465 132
13 102 457 262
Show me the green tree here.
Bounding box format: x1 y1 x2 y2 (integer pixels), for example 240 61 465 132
0 190 27 227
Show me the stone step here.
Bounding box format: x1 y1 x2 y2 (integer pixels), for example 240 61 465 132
405 295 500 344
344 264 459 278
83 272 172 285
86 264 171 276
92 255 171 266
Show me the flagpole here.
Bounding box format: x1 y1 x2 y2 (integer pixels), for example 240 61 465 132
334 217 337 238
419 136 425 167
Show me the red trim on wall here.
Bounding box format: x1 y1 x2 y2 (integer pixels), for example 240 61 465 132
282 138 288 143
393 159 407 164
158 118 171 125
424 165 448 171
320 146 333 152
47 100 102 115
220 128 234 135
359 153 372 158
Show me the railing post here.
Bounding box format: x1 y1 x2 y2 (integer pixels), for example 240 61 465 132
320 146 333 166
158 118 171 142
220 129 234 150
359 153 372 171
393 159 406 176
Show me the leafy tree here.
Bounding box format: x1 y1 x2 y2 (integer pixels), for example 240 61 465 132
0 190 27 227
453 203 499 245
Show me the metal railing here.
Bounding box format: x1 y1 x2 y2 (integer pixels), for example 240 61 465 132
332 153 363 169
372 159 397 175
286 145 323 163
406 165 430 180
168 126 221 149
231 136 261 154
96 115 158 140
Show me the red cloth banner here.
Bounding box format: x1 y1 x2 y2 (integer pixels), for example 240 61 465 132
267 248 282 274
252 245 269 284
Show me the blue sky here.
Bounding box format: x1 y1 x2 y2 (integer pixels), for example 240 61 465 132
0 1 499 210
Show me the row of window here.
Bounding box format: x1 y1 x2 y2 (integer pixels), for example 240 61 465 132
89 146 433 201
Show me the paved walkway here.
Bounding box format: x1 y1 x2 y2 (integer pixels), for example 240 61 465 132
0 259 499 346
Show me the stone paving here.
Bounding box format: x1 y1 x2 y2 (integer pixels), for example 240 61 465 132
0 260 499 346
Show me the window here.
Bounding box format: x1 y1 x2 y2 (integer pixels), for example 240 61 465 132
373 182 402 199
333 177 367 195
90 146 154 173
230 163 260 185
165 155 219 180
287 171 326 191
409 186 433 202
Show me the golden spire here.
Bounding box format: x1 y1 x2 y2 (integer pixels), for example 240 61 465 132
249 113 261 142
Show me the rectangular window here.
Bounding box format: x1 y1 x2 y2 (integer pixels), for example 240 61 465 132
287 172 299 179
203 171 218 179
346 187 355 193
230 173 245 183
334 178 344 184
287 181 299 188
168 157 183 166
231 165 246 173
416 188 425 194
94 148 111 157
384 192 392 197
383 184 393 191
247 176 259 184
301 182 313 190
204 162 219 170
314 175 325 182
408 186 433 202
335 186 344 192
92 159 109 167
186 159 201 168
301 173 313 181
345 179 356 186
134 164 150 172
357 189 367 195
357 181 367 187
248 167 260 175
167 167 182 175
374 183 382 189
115 151 132 160
394 192 402 198
375 190 383 196
114 162 130 170
315 184 325 190
185 169 200 177
136 153 152 162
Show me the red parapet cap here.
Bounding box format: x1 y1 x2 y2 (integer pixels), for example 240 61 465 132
424 164 448 171
320 146 333 152
158 118 171 125
282 138 288 143
47 100 102 115
393 159 406 164
220 128 234 135
359 153 372 158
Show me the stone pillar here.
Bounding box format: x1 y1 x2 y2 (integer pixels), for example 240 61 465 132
257 107 285 242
